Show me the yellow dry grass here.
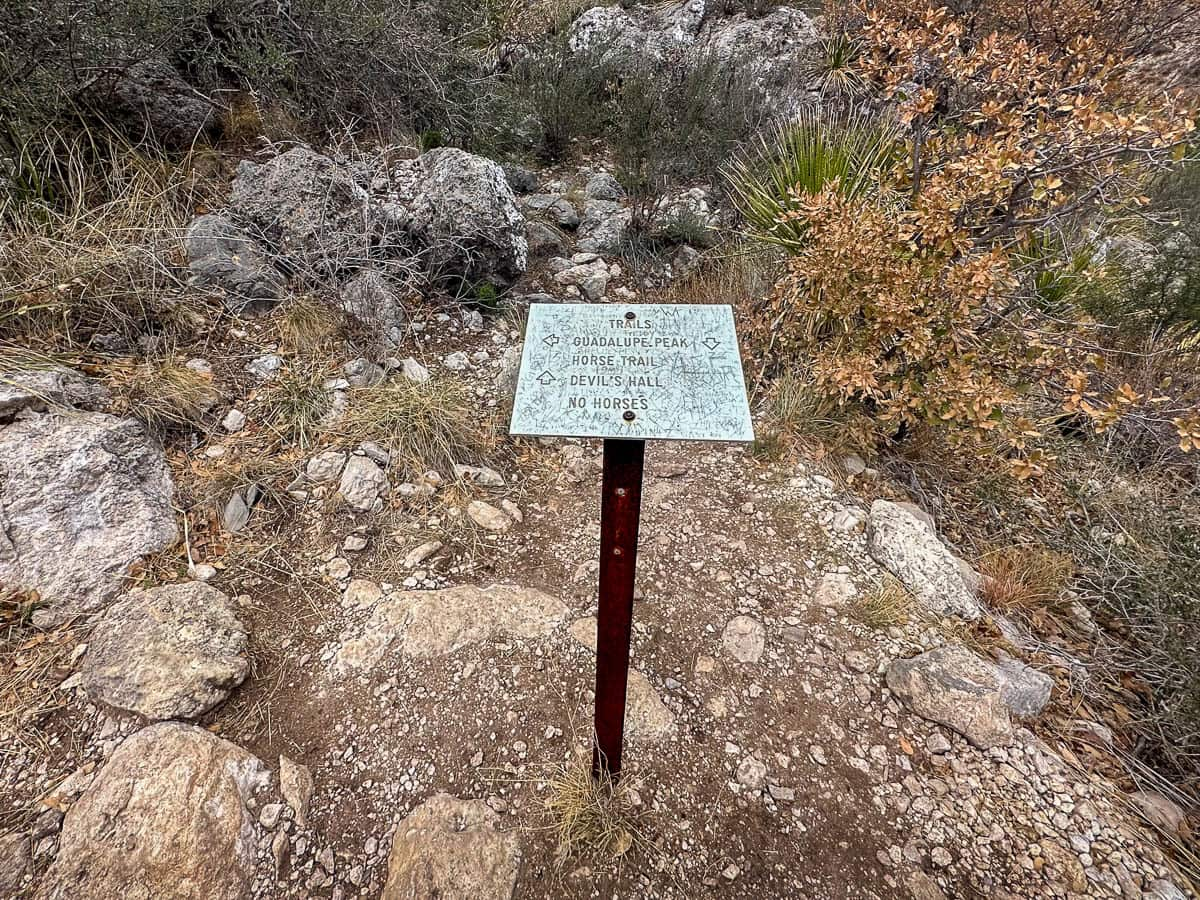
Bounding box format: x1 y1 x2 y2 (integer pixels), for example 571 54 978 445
1 127 216 352
105 356 218 431
337 375 495 475
544 751 644 863
278 295 343 354
977 545 1073 613
854 576 915 629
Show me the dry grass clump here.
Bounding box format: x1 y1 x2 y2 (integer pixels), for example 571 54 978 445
258 365 332 449
545 753 643 863
977 546 1073 614
753 370 868 461
854 577 915 629
278 295 343 354
106 357 218 431
1 588 78 750
338 376 493 475
0 345 67 376
198 447 304 510
1 128 215 352
657 246 777 309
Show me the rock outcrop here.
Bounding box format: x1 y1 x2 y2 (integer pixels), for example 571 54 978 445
576 199 631 254
0 411 176 616
91 59 216 150
372 147 527 285
568 0 820 109
866 500 981 620
184 213 286 314
230 146 370 274
0 830 30 896
382 793 521 900
886 645 1014 749
569 0 706 64
38 723 269 900
0 366 108 422
201 145 528 302
82 582 249 720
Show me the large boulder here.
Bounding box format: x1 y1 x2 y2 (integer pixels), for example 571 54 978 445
184 214 286 314
229 147 370 274
866 500 980 620
568 0 819 109
217 146 526 287
0 412 177 616
705 6 820 100
569 0 706 63
382 793 521 900
37 723 269 900
886 645 1014 749
82 582 249 720
0 365 108 422
90 59 216 150
373 148 527 285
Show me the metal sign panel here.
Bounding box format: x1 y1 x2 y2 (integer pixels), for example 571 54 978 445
509 303 754 442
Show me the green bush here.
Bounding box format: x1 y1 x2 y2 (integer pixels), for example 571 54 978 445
1064 475 1200 781
1012 231 1099 316
506 34 618 160
611 52 770 228
1077 158 1200 335
0 0 499 153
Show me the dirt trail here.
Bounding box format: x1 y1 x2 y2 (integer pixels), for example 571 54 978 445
1 306 1189 899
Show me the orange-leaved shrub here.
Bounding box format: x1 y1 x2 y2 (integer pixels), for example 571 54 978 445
737 3 1198 475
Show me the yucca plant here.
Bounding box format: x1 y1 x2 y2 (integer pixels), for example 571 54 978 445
1013 230 1099 315
724 108 900 253
813 32 866 96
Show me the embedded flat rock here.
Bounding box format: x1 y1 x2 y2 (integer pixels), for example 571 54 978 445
82 582 249 720
886 645 1014 749
382 793 520 900
567 616 676 741
334 584 569 671
37 723 269 900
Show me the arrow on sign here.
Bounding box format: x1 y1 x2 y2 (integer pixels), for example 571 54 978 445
542 334 560 347
701 337 720 350
536 370 556 385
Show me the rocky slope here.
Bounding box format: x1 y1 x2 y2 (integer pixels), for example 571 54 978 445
1 42 1195 900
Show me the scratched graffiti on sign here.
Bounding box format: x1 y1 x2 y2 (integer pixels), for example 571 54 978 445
509 303 754 441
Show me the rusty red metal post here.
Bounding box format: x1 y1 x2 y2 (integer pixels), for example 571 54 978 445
592 437 646 781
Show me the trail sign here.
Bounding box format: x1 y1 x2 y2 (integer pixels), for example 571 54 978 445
509 303 753 442
509 303 754 780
